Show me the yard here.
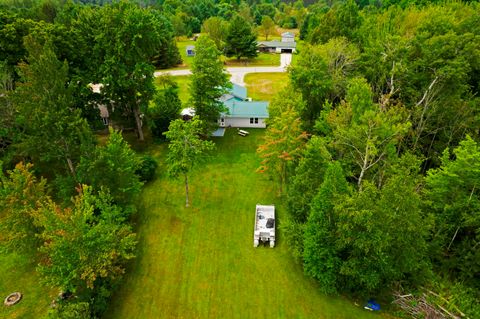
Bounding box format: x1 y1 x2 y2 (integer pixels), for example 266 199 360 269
175 37 196 69
159 71 289 107
104 129 385 319
0 251 54 319
168 37 282 70
244 72 289 101
155 75 191 105
222 53 280 67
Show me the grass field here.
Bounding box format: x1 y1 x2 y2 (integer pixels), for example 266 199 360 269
168 38 281 70
104 129 385 319
0 251 54 319
154 75 191 106
222 53 280 67
176 38 196 69
244 73 289 101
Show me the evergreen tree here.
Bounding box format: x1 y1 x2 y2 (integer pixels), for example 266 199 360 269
77 129 143 207
303 162 349 294
0 162 46 252
287 136 332 223
190 35 229 131
147 75 181 139
225 15 258 61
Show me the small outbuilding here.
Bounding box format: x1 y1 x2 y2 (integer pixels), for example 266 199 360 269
186 45 195 57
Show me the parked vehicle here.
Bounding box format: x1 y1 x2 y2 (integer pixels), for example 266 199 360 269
254 205 275 248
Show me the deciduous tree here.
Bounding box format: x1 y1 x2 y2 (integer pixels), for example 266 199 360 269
201 16 229 51
257 95 308 195
328 78 410 189
97 2 179 141
36 186 137 292
13 38 94 177
258 15 275 41
426 136 480 285
163 117 215 207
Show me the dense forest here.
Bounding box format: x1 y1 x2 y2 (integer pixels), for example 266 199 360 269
259 1 480 317
1 0 479 318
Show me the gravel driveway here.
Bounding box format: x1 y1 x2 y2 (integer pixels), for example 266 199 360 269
154 53 293 86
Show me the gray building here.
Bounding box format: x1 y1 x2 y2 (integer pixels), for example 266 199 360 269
258 32 297 53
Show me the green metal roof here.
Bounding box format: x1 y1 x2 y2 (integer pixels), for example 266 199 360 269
230 84 247 100
224 100 269 118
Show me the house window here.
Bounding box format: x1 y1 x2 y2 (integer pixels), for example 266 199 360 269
102 117 109 126
250 118 254 124
254 118 258 124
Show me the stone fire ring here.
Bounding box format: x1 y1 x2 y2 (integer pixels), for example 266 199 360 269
4 292 22 306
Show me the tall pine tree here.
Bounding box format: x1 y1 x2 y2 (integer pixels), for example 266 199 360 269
225 15 258 61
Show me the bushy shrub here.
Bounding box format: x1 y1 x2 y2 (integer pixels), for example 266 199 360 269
136 155 158 182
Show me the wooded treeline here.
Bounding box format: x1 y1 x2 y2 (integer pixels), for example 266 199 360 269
0 1 174 318
256 1 479 317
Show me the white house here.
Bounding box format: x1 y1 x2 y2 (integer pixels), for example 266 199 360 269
218 84 269 129
257 32 297 54
88 83 109 126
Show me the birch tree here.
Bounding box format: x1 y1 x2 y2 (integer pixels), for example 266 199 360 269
328 78 410 190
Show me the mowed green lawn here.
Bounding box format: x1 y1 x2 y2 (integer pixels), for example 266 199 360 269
0 251 54 319
244 72 289 101
154 75 191 106
223 53 280 67
166 38 281 71
105 129 384 319
176 38 196 69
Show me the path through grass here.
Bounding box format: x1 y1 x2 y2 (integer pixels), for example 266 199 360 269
105 129 384 319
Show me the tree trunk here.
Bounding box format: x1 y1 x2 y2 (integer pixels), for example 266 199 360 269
358 145 369 191
184 173 190 207
66 157 76 177
133 107 144 141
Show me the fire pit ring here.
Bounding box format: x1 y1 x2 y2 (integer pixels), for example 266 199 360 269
4 292 22 306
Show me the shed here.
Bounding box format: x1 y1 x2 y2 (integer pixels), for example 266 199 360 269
281 32 295 43
186 45 195 57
